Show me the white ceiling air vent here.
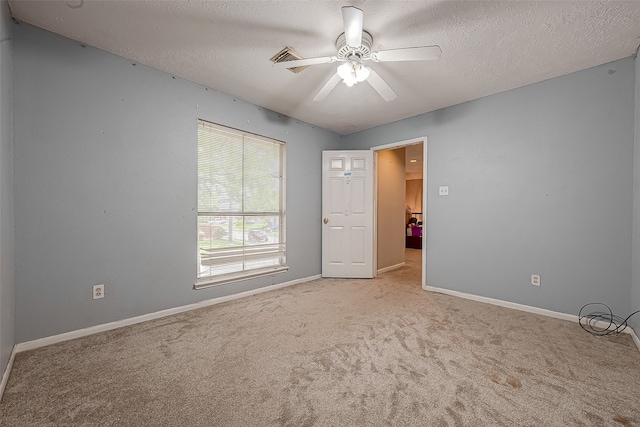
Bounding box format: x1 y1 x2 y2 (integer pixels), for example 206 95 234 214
270 47 309 74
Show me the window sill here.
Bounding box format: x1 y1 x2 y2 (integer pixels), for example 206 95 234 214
194 266 289 290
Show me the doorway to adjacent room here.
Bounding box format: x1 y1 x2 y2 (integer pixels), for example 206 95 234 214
373 137 426 287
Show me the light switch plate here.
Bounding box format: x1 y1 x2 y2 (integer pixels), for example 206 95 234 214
439 186 449 196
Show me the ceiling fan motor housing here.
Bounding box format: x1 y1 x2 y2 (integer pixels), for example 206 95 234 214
336 30 373 60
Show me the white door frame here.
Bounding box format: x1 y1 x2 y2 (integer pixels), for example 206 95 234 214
370 136 427 288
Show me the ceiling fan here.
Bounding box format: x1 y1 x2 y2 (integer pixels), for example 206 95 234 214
273 6 441 102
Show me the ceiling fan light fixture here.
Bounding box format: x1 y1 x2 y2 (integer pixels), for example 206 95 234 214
337 60 370 87
337 61 353 81
357 65 370 82
290 7 438 102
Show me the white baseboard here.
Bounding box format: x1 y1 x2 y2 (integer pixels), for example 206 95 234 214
0 345 16 403
15 274 321 353
425 285 640 354
377 262 405 274
11 277 639 378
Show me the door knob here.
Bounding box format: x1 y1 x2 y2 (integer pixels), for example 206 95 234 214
323 218 329 224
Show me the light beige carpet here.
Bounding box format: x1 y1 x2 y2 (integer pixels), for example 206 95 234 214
2 249 640 426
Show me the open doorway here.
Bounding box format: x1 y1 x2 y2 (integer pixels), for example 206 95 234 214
372 137 426 287
404 143 424 282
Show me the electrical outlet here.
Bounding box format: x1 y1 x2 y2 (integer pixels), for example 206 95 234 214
531 274 541 287
439 186 449 196
93 284 105 299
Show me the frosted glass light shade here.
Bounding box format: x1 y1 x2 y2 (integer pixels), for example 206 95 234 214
337 60 370 86
337 62 353 80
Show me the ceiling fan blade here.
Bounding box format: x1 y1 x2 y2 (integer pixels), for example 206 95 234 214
342 6 363 48
371 45 442 62
313 74 342 102
366 69 397 102
273 56 337 69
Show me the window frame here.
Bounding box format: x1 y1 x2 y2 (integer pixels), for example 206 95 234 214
195 119 287 289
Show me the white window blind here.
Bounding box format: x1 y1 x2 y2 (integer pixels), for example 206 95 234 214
196 119 287 287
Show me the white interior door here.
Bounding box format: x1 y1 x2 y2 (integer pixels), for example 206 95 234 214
322 150 374 278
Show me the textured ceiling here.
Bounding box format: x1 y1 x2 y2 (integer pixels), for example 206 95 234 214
8 0 640 135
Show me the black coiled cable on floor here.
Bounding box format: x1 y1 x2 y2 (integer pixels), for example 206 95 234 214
578 303 640 336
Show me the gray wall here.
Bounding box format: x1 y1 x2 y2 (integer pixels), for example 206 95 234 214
9 21 640 343
13 23 340 343
343 58 636 319
376 148 406 270
0 0 14 372
633 53 640 331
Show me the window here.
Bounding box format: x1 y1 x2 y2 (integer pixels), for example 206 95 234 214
196 119 287 287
